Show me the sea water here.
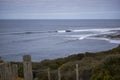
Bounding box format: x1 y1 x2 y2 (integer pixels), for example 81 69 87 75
0 19 120 61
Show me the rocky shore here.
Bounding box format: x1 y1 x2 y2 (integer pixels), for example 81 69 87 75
91 30 120 39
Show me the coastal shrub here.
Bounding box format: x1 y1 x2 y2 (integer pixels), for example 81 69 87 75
11 62 24 77
91 55 120 80
0 60 3 63
7 45 120 80
0 56 3 63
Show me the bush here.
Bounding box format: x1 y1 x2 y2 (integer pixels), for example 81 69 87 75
91 55 120 80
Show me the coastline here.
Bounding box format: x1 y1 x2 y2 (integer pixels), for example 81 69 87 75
0 26 120 80
1 45 120 80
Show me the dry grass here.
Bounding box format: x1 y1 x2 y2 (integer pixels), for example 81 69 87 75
16 77 24 80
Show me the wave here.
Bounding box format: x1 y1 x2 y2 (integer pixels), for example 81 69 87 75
0 27 120 35
63 30 117 40
56 27 120 33
11 37 43 43
62 35 120 44
87 37 120 44
64 34 94 40
56 30 72 33
72 28 120 33
0 31 44 35
59 27 120 44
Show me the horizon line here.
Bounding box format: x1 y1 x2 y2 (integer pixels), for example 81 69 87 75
0 18 120 20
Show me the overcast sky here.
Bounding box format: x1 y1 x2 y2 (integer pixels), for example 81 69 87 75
0 0 120 19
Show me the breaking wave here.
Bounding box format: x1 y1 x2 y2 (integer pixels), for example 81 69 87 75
57 27 120 44
56 27 120 33
0 27 120 35
0 31 43 35
87 37 120 44
0 27 120 44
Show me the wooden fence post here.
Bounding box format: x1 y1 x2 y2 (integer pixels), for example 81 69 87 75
0 63 5 80
23 55 33 80
58 68 61 80
12 64 18 80
76 64 79 80
4 62 13 80
47 68 51 80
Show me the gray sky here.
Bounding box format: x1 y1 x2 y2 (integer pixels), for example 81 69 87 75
0 0 120 19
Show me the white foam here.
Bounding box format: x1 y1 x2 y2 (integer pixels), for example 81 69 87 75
58 27 120 41
1 27 120 35
56 28 120 33
87 37 109 41
73 28 120 33
77 34 94 40
63 34 96 40
109 40 120 44
87 37 120 44
61 28 120 44
57 30 66 33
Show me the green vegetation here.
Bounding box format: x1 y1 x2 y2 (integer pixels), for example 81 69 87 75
92 55 120 80
11 62 24 77
0 56 3 63
10 45 120 80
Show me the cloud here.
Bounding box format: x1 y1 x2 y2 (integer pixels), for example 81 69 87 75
0 0 120 19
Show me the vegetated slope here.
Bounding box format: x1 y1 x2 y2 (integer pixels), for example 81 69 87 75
92 55 120 80
11 45 120 80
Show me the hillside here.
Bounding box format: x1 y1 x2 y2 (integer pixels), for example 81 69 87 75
9 45 120 80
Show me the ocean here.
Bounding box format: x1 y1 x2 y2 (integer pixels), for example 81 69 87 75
0 19 120 61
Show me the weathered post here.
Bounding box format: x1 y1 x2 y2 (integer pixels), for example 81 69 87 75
0 63 5 80
76 64 79 80
58 68 61 80
4 62 13 80
23 55 33 80
0 63 18 80
47 68 51 80
14 64 18 79
0 63 3 80
80 70 83 80
12 64 18 80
